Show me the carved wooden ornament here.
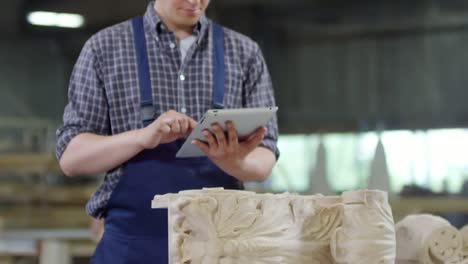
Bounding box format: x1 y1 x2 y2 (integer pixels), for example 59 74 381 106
153 188 396 264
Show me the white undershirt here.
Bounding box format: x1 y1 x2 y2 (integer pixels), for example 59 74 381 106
179 35 197 61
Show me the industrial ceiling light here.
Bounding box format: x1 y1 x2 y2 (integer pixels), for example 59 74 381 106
27 11 85 28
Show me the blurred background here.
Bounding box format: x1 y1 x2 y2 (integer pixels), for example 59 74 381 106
1 0 468 263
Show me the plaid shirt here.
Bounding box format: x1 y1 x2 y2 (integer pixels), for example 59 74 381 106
56 1 278 218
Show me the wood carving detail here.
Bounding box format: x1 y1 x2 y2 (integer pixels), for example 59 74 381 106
153 189 396 264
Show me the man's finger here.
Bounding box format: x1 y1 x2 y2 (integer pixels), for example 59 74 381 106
192 139 210 154
226 121 238 145
180 118 189 134
159 117 174 126
189 118 198 129
171 119 181 134
212 124 227 148
158 124 171 134
243 127 265 150
203 130 218 149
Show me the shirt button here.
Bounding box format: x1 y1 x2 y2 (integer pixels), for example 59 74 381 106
181 107 187 114
180 74 186 81
169 42 176 49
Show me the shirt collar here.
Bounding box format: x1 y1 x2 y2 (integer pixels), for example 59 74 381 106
144 1 209 39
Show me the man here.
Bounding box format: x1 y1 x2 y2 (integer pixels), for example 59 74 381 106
56 0 278 262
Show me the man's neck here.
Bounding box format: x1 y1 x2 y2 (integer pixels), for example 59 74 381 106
172 28 194 41
154 3 195 41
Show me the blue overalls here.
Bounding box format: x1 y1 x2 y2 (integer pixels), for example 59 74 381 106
90 17 241 263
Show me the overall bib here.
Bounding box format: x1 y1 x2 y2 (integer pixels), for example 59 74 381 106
91 17 240 263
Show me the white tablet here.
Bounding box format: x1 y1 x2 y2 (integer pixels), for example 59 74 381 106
176 107 278 158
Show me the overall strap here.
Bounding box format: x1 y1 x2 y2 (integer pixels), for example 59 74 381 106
132 16 154 126
212 23 225 110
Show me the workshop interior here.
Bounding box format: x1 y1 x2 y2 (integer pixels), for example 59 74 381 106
1 0 468 263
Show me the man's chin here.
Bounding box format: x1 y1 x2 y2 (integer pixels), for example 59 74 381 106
179 19 200 28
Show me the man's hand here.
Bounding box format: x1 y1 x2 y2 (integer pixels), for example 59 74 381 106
138 110 198 149
191 121 266 178
60 110 198 176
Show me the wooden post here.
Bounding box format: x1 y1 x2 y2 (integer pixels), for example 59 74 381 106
40 239 71 264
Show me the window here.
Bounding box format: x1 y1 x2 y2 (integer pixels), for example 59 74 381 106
248 129 468 195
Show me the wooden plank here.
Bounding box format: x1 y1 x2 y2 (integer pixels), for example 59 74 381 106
390 197 468 221
2 207 92 229
3 229 92 241
1 229 97 258
0 117 52 129
0 153 61 174
0 184 96 205
42 185 96 204
0 239 38 257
